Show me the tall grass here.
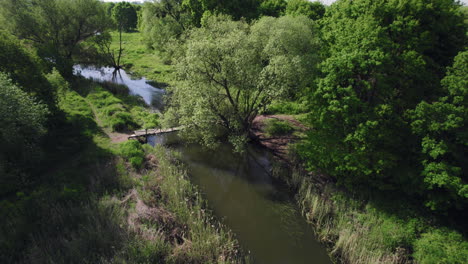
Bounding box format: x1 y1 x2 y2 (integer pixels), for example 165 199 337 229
86 87 139 132
137 144 246 263
274 149 468 264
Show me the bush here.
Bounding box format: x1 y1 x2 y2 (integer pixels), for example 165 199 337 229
413 228 468 264
110 112 137 132
102 105 125 116
87 90 122 108
119 141 145 169
264 119 295 136
266 100 309 115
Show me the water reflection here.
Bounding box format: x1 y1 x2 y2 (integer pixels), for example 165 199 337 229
150 133 332 264
73 65 165 109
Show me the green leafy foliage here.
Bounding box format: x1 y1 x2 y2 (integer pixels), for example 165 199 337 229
119 140 145 169
259 0 287 17
198 0 261 20
285 0 325 20
112 2 138 32
166 14 319 150
264 119 295 137
140 0 192 61
413 228 468 264
409 50 468 210
0 0 112 77
0 73 49 195
301 0 466 195
0 31 56 109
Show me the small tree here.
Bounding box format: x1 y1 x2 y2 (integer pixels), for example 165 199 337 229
112 2 138 32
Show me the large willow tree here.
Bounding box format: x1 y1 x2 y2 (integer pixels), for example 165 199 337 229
164 15 320 151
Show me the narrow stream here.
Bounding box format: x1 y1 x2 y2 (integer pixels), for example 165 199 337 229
76 67 332 264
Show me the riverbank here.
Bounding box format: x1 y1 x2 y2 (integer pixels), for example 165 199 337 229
0 73 245 263
253 113 468 264
106 32 467 263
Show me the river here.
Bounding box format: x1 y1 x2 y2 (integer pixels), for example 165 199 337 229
76 67 332 264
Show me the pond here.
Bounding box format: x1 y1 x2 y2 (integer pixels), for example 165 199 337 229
77 66 332 264
73 65 165 110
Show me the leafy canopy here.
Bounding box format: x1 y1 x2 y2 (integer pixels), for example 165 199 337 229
300 0 466 197
0 0 112 78
112 2 138 32
285 0 325 20
165 15 320 151
409 50 468 210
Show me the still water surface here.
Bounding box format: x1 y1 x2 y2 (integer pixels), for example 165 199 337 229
73 65 165 109
77 66 332 264
151 134 332 264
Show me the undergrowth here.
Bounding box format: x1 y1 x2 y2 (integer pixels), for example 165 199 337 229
264 119 295 137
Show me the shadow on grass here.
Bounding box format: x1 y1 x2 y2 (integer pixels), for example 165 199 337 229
0 95 147 263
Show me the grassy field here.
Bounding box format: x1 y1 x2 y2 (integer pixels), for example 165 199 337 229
110 31 175 86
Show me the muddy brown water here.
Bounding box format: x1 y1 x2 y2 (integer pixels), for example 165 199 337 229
77 66 332 264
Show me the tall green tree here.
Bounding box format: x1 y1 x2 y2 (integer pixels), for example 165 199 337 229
140 0 192 60
112 2 138 32
409 50 468 210
165 15 320 150
285 0 325 20
300 0 466 195
0 0 112 78
200 0 261 20
259 0 287 17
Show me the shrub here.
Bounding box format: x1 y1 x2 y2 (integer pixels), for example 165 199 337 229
102 105 125 117
266 100 309 114
87 90 122 108
110 112 137 132
119 141 145 169
264 119 295 136
413 228 468 264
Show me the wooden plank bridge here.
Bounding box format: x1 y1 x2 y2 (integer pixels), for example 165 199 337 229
128 126 184 140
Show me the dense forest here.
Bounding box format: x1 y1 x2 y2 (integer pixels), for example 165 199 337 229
0 0 467 263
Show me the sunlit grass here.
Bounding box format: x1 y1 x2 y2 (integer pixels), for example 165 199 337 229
110 31 174 85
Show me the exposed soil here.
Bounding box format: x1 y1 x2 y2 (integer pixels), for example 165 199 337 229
252 114 307 162
108 131 132 143
123 188 186 244
252 115 335 191
119 155 187 247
